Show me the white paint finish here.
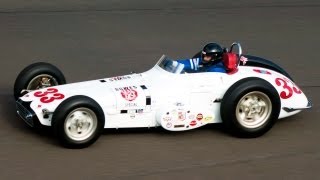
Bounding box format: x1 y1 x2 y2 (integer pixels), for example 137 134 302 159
19 55 311 130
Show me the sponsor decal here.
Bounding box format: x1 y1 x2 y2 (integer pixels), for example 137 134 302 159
196 113 203 121
115 86 138 101
128 109 136 114
114 86 137 92
33 88 65 103
240 56 248 65
275 77 302 99
163 116 172 121
166 122 172 128
253 69 271 75
125 102 138 107
121 90 138 101
175 102 184 106
204 116 213 122
174 124 185 128
108 75 131 82
136 109 143 113
190 120 197 126
178 111 186 121
171 110 177 116
188 114 195 119
130 114 135 119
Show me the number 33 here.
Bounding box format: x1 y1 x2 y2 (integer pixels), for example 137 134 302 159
275 78 301 99
34 88 65 103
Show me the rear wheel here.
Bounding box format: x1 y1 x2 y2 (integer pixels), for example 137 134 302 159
14 62 66 100
220 78 280 137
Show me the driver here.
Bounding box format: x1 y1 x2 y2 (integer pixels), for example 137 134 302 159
177 42 226 73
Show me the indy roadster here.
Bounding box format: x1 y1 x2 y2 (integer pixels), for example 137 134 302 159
14 43 312 148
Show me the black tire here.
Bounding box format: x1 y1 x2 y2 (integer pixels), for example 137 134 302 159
14 62 66 100
220 77 281 138
52 95 105 149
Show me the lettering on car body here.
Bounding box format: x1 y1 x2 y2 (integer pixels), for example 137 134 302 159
115 86 138 101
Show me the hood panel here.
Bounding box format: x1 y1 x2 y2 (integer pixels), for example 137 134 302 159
19 73 146 126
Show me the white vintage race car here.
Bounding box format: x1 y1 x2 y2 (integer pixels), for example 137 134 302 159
14 43 312 148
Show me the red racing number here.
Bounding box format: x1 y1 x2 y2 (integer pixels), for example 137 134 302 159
275 78 301 99
33 88 65 103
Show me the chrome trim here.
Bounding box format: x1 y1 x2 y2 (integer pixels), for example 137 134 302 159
42 108 53 115
282 99 313 113
230 42 243 66
230 42 242 56
16 100 34 127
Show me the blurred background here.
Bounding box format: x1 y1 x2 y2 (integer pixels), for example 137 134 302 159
0 0 319 179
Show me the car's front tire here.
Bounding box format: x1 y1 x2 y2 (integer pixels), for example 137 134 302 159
220 77 281 138
14 62 66 100
52 95 105 149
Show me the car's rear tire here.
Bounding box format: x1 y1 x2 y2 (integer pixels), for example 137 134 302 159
14 62 66 100
52 95 105 149
220 77 281 138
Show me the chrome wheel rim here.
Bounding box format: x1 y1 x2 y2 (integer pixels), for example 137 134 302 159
26 74 58 90
64 108 98 141
236 91 272 129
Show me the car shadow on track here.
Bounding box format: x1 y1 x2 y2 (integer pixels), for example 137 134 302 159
101 123 226 137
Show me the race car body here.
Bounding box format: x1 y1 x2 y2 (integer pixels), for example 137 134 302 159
14 43 312 148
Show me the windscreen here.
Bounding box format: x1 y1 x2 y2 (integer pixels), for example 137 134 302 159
156 55 185 74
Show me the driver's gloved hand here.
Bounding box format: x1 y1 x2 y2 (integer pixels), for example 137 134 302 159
163 60 173 68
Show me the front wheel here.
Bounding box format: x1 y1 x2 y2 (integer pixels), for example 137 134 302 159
13 62 66 100
52 95 105 149
220 78 281 138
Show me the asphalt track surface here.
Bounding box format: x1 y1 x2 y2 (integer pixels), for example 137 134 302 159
0 0 319 179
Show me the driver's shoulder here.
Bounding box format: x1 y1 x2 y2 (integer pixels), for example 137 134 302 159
176 57 200 61
207 62 227 73
177 57 200 65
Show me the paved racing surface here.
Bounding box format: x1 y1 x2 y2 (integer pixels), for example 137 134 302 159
0 0 319 179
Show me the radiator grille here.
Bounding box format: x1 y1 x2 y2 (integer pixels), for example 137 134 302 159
16 100 34 127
